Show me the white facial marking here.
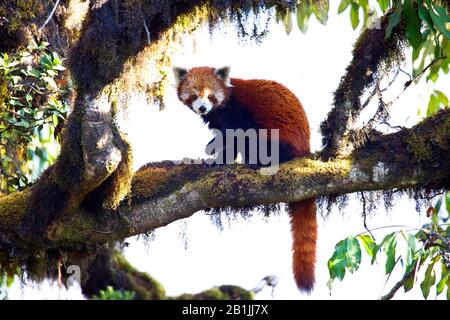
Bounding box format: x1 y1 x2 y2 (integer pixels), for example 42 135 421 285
192 96 213 115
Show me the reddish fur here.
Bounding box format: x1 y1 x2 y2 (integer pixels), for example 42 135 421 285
230 78 311 156
177 67 317 292
230 78 317 292
177 67 230 104
289 200 317 292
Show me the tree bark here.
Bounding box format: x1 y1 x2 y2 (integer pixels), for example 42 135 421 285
1 108 448 248
0 0 448 298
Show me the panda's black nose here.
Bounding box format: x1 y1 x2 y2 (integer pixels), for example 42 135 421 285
199 106 207 113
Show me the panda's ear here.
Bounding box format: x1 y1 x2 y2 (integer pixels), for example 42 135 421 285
214 66 231 85
173 67 188 85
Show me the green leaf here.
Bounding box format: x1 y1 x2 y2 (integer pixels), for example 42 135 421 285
345 236 362 272
429 3 450 39
427 90 448 116
14 120 30 128
51 52 62 65
52 64 66 71
311 0 329 25
447 276 450 300
27 68 41 78
383 233 397 274
404 270 415 292
431 3 450 23
52 113 59 127
420 258 437 299
385 1 402 39
283 11 293 35
296 3 312 33
436 268 450 296
338 0 351 14
42 76 58 91
40 53 54 70
417 0 435 32
37 41 49 50
10 75 22 84
435 90 449 106
328 237 362 282
426 97 437 116
403 233 419 267
328 239 348 281
9 99 24 106
403 0 424 49
350 3 360 29
6 274 14 287
358 234 377 260
46 69 58 77
377 0 390 12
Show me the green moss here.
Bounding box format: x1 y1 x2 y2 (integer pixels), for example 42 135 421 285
0 190 29 233
434 114 450 148
49 213 98 243
113 250 166 300
132 162 209 201
0 0 40 33
174 285 254 300
406 132 433 161
0 77 8 107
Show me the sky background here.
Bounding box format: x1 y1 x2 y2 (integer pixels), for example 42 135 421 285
8 2 449 299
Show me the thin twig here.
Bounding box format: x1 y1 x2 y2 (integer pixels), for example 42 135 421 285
360 69 399 124
360 192 376 240
354 225 417 238
378 121 407 131
382 69 401 91
38 0 60 33
398 67 412 81
388 55 447 106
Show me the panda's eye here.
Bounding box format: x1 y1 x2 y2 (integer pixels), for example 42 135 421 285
190 94 198 100
208 94 215 101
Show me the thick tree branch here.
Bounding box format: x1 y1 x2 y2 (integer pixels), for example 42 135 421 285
320 11 406 159
1 109 449 247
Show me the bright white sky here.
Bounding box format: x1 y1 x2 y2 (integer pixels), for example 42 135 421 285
9 2 449 300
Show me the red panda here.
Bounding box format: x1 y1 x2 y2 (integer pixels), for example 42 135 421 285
174 66 317 293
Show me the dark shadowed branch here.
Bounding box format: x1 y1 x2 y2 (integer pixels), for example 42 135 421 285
319 11 406 159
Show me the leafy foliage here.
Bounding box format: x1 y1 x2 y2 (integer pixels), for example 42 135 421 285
328 192 450 299
274 1 450 117
92 286 136 300
0 42 71 193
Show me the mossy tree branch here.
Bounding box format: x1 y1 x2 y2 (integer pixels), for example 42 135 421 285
1 108 449 248
319 11 406 160
1 0 448 297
